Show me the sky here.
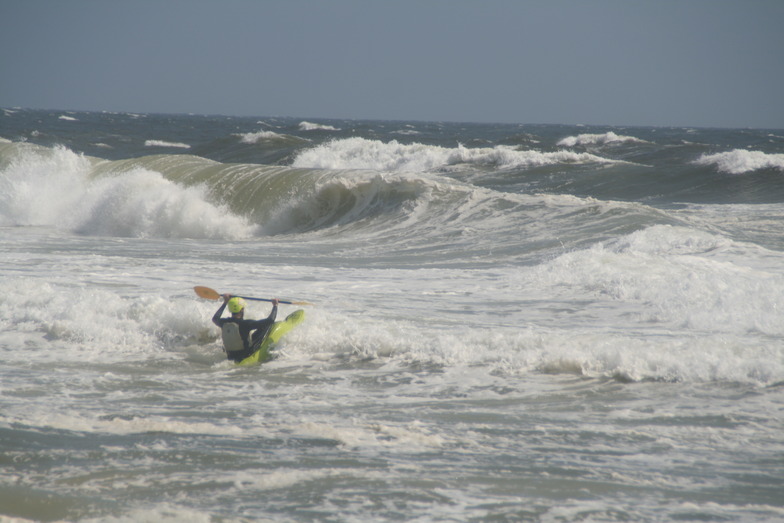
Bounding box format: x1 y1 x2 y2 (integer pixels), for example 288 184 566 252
2 0 783 128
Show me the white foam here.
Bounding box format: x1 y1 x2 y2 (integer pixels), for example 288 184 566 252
292 137 615 173
557 131 646 147
79 505 215 523
282 282 783 387
58 115 77 121
290 420 446 450
0 144 92 227
298 121 340 131
538 224 784 338
76 167 254 239
236 130 285 143
144 139 191 149
694 149 784 174
274 221 784 386
0 410 245 436
0 276 213 363
0 144 255 239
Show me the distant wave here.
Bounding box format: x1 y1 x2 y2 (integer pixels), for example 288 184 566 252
299 121 340 131
391 129 422 136
235 130 310 146
144 139 191 149
291 137 616 173
236 131 286 143
58 115 78 122
557 132 646 147
694 149 784 174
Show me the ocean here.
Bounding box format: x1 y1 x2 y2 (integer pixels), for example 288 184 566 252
1 108 783 522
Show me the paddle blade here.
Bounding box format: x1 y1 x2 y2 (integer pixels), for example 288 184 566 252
286 300 314 306
194 286 221 300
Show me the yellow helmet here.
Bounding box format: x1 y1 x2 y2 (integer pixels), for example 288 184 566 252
227 297 246 314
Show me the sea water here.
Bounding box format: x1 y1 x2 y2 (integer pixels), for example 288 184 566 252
1 109 783 522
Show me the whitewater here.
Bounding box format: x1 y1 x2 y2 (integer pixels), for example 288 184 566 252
1 109 783 522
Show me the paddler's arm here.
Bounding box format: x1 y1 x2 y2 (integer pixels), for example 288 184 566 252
212 294 231 326
266 299 279 322
254 299 278 327
249 299 278 335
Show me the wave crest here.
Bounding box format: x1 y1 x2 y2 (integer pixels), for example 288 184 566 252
0 143 254 239
236 131 288 144
695 149 784 174
557 132 646 147
299 121 340 131
292 137 615 173
144 140 191 149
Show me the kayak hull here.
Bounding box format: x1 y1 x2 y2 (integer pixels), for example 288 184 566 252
236 309 305 366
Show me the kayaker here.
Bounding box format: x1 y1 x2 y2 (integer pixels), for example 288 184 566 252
212 294 279 362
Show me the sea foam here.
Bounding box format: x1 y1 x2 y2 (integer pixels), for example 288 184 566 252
557 131 646 147
292 137 615 173
694 149 784 174
144 139 191 149
237 130 286 143
299 121 340 131
0 144 254 239
540 224 784 337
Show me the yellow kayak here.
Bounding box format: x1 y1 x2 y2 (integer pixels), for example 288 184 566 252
236 309 305 366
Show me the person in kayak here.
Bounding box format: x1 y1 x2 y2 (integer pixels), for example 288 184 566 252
212 294 279 362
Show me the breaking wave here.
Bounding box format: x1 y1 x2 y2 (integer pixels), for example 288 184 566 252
556 132 647 147
145 140 191 149
299 121 341 131
291 137 617 173
0 141 658 254
0 143 254 239
695 149 784 174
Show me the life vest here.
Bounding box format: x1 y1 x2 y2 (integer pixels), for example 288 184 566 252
221 322 246 354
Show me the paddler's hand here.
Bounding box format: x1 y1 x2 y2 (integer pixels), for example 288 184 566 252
222 293 232 303
271 299 279 306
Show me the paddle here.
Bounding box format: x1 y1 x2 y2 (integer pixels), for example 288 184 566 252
194 286 313 306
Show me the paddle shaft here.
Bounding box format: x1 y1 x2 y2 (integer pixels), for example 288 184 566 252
236 295 292 305
194 286 312 306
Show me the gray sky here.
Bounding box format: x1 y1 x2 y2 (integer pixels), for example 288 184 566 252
2 0 783 128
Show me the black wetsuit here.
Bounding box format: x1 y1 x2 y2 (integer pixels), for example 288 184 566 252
212 301 278 362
